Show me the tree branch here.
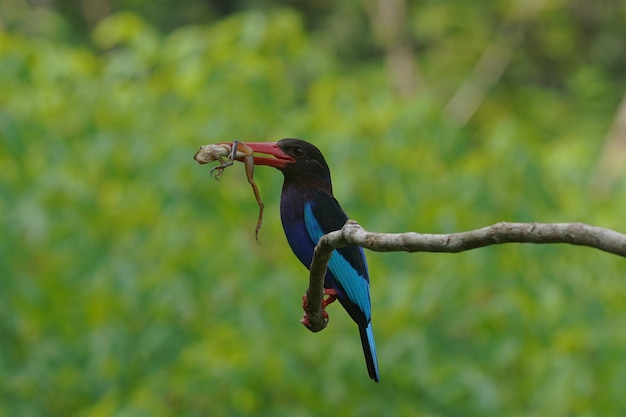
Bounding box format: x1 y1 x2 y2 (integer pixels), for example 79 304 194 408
302 221 626 332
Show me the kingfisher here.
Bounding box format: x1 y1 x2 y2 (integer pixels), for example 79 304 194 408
226 138 379 382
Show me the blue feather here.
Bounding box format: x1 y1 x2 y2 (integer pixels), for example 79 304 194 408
364 323 379 379
304 203 372 319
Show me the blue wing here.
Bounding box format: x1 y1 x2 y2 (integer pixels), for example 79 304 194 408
304 201 372 322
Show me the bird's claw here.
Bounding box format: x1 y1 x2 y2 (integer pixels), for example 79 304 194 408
300 289 338 332
301 310 329 331
301 292 329 331
322 289 338 308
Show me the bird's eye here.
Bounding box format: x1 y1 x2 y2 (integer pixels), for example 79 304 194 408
292 147 306 158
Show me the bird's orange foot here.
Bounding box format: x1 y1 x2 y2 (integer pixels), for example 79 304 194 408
301 289 338 332
300 308 329 330
322 288 338 307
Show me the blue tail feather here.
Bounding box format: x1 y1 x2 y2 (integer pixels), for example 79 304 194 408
359 322 380 382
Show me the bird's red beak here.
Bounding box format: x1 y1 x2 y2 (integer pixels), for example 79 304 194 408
219 141 294 169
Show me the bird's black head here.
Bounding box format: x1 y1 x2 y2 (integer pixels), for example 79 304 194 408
235 138 333 191
275 138 331 183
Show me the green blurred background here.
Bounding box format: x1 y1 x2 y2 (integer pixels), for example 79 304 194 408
1 0 626 415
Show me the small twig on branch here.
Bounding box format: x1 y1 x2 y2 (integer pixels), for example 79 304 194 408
303 221 626 332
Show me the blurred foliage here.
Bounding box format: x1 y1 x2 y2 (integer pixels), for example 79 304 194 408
1 0 626 416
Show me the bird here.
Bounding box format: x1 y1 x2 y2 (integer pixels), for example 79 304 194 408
234 138 380 382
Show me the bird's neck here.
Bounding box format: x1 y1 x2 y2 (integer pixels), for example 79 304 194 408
281 178 332 204
280 179 332 224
